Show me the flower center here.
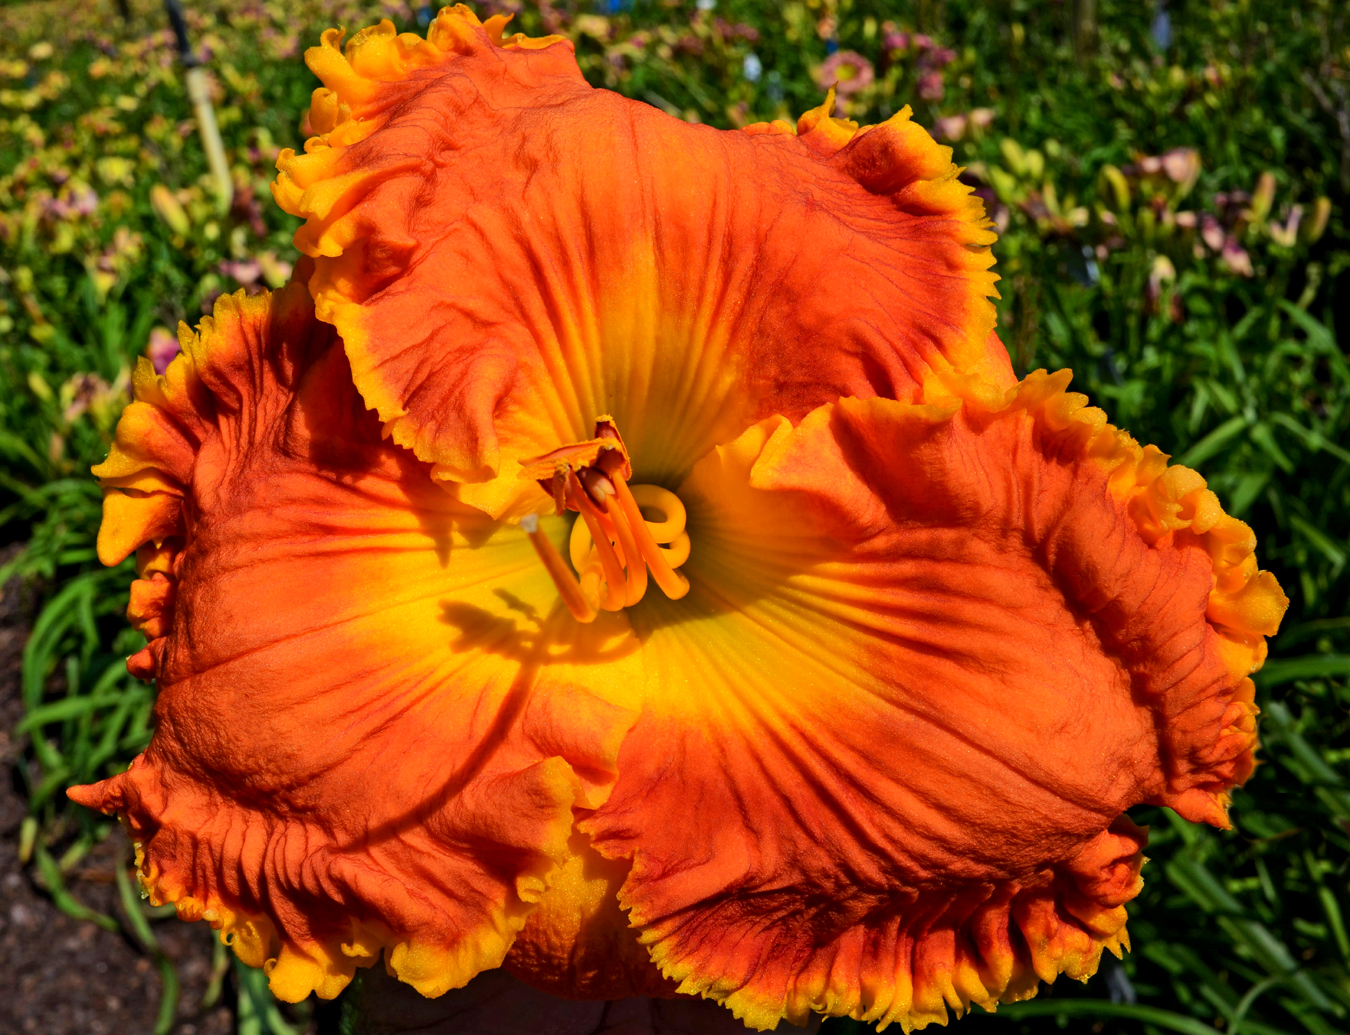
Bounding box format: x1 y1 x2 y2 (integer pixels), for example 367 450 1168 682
518 418 691 623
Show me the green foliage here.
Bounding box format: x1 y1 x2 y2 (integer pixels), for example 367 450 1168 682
1 1 1346 1034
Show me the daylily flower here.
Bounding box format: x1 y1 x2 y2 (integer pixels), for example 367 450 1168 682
1200 213 1226 252
815 50 874 96
71 6 1286 1032
882 26 910 52
145 326 180 374
1221 237 1255 277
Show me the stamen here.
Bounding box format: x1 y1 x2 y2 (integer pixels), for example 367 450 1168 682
576 467 616 505
568 485 691 601
566 471 627 612
521 514 597 623
660 531 691 569
603 494 648 606
612 475 690 601
628 485 686 543
519 419 692 617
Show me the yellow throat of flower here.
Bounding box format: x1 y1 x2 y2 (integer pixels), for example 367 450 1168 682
518 417 690 623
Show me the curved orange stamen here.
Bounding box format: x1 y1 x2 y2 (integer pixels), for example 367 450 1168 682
613 475 690 601
603 494 648 607
567 472 627 612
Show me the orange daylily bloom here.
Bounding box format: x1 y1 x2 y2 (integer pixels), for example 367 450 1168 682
71 6 1287 1032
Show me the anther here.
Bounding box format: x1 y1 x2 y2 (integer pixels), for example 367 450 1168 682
576 467 616 506
520 419 692 618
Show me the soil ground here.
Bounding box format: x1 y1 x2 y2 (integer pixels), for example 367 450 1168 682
0 555 236 1035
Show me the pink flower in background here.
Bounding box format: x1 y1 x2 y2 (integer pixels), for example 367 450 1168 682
933 108 994 142
816 50 874 95
43 186 98 221
1201 214 1226 252
932 113 967 140
256 251 293 288
924 46 956 68
146 326 180 374
62 373 111 424
1221 237 1254 277
220 258 263 289
918 70 944 100
220 253 293 293
1160 148 1200 186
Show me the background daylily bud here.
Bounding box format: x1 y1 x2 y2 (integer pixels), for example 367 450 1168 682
1160 146 1201 199
149 184 190 236
1147 254 1177 308
1269 205 1303 247
1099 163 1132 210
999 136 1027 176
1245 170 1276 225
1303 195 1331 243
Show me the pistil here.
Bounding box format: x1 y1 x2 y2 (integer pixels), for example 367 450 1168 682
520 419 692 622
520 513 597 623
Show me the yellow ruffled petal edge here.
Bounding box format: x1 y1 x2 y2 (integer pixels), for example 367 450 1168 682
783 361 1285 743
927 365 1284 826
272 7 999 384
120 771 580 1004
81 284 636 1004
749 83 997 253
624 368 1284 1031
791 88 1002 378
271 5 569 260
644 817 1146 1032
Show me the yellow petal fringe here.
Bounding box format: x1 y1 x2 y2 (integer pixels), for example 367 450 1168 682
927 365 1285 827
640 369 1283 1032
272 5 568 261
273 8 1000 389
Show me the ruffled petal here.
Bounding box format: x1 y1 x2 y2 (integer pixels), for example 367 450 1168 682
72 11 1287 1022
503 830 678 1000
271 5 1004 518
578 368 1285 1030
70 286 642 1003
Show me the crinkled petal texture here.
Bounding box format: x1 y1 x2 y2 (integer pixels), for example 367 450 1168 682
70 285 648 1003
67 9 1290 1030
271 5 1006 518
71 288 1286 1028
581 369 1285 1028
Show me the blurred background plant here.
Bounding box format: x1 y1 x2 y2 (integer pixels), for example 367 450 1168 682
0 1 1346 1034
